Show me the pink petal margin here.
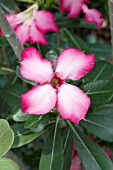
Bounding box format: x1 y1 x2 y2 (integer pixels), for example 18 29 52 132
60 0 83 18
20 47 53 84
35 10 59 33
55 48 94 81
82 4 104 29
57 83 90 124
21 84 57 115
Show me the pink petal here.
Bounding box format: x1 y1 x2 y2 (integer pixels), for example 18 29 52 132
21 84 57 115
14 23 30 44
82 4 104 28
60 0 83 18
5 14 18 29
35 10 58 33
29 21 47 44
20 47 54 84
103 149 112 159
55 48 94 81
57 83 90 124
71 155 82 170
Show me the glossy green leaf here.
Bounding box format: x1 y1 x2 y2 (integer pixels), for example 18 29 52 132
11 123 47 148
0 119 14 157
13 109 31 122
62 130 72 170
39 117 63 170
83 60 113 83
24 114 49 132
80 108 113 142
82 80 113 104
68 121 113 170
2 85 28 107
0 158 19 170
16 66 37 86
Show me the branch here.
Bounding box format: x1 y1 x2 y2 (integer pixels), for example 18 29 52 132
0 6 24 61
108 0 113 60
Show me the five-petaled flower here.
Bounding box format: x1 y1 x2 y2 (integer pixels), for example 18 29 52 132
0 4 58 45
20 47 94 124
60 0 104 28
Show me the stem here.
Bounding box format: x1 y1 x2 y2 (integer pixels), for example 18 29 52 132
108 0 113 61
0 6 24 61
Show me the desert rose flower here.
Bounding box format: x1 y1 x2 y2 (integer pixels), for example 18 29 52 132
0 4 58 45
20 47 94 124
60 0 103 28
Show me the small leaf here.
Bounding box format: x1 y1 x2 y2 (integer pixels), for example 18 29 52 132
16 66 37 86
39 116 63 170
83 60 113 83
82 80 113 104
11 123 47 148
68 121 113 170
24 114 49 132
13 109 31 122
0 119 14 157
0 65 15 75
0 158 19 170
80 108 113 142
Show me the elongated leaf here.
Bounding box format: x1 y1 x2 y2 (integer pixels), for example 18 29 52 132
2 85 28 107
39 117 63 170
80 108 113 142
63 28 90 53
11 123 47 148
83 60 113 83
89 43 112 60
82 80 113 104
0 119 14 157
62 130 72 170
68 121 113 170
0 65 15 75
0 158 19 170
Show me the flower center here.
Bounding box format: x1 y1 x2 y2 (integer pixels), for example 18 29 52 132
50 76 64 89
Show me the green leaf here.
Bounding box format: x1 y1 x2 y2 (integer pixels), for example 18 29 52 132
13 109 31 122
63 28 90 53
68 121 113 170
0 119 14 157
11 123 47 148
45 50 58 71
57 17 80 29
0 158 19 170
80 108 113 142
89 43 112 60
24 114 49 132
2 85 28 107
62 130 72 170
83 60 113 83
39 116 63 170
82 80 113 104
16 66 37 86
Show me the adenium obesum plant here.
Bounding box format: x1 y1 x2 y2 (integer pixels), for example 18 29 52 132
0 4 58 45
60 0 104 28
20 47 94 124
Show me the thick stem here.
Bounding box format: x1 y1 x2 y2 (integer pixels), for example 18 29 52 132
0 6 24 61
108 0 113 60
